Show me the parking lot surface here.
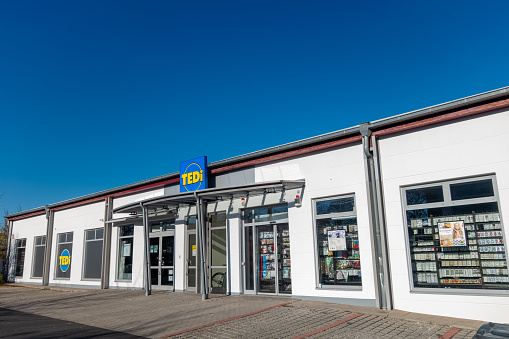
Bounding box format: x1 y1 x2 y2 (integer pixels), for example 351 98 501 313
0 285 484 338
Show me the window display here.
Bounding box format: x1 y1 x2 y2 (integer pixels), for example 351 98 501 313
404 176 508 290
118 225 134 280
315 195 361 287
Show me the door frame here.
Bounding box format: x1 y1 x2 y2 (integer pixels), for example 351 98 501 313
207 212 228 294
149 232 175 290
242 206 290 295
185 216 199 292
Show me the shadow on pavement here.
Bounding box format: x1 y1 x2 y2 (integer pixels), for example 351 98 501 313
0 308 146 339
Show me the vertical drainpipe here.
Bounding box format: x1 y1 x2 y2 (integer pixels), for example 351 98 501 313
194 192 208 300
42 206 54 286
141 203 151 296
360 123 389 310
371 135 393 311
101 197 113 289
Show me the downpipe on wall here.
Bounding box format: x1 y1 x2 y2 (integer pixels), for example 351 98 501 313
360 123 391 310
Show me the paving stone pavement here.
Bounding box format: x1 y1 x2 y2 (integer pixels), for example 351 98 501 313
0 285 483 339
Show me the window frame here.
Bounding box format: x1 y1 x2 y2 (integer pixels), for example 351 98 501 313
116 225 134 281
54 232 73 280
15 238 26 277
82 228 104 281
400 174 508 296
31 235 46 279
312 194 362 290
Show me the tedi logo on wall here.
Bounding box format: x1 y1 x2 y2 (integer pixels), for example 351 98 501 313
180 156 208 192
59 249 71 272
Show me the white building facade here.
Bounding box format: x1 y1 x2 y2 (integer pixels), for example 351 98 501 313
6 87 509 323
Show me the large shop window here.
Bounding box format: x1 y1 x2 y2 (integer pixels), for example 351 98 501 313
403 175 508 291
15 239 26 277
118 225 134 280
32 236 46 278
55 232 73 279
83 228 104 280
314 195 361 287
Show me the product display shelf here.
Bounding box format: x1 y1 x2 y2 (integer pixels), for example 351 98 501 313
279 230 291 292
472 212 508 287
317 226 361 285
410 213 508 289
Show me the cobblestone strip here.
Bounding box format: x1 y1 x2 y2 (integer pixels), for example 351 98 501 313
168 304 354 339
161 302 291 338
291 313 363 339
307 313 467 339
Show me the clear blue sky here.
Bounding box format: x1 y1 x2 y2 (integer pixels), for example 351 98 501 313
2 1 509 215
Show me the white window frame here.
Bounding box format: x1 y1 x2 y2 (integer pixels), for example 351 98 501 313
400 174 508 295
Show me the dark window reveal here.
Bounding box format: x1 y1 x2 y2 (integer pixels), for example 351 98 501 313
316 197 355 215
450 179 494 201
406 186 444 205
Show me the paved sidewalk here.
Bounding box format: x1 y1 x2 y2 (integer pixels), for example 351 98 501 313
0 285 485 338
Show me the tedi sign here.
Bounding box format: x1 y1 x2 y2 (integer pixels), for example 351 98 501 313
180 156 208 192
59 249 71 272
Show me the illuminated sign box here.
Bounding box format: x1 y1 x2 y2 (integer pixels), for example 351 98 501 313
180 156 208 193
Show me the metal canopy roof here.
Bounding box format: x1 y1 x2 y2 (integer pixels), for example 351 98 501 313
112 180 305 215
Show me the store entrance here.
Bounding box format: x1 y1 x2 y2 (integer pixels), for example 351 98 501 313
256 223 291 294
149 220 175 290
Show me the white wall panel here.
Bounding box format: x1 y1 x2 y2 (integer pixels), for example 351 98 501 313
379 109 509 322
253 143 376 302
49 201 105 287
9 215 47 283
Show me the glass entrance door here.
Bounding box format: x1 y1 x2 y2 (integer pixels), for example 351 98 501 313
209 212 227 294
149 220 175 290
256 223 291 294
186 216 198 292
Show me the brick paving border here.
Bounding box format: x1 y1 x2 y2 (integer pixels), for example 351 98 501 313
161 302 291 338
291 313 363 339
440 327 462 339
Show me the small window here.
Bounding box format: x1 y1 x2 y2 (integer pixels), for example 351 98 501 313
32 236 46 278
15 239 26 277
83 228 103 280
406 186 444 205
316 197 355 215
118 225 134 280
450 179 494 201
55 232 73 279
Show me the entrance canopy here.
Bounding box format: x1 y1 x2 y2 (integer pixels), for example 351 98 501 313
112 179 305 215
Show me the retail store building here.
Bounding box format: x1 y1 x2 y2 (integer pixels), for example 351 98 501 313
5 87 509 323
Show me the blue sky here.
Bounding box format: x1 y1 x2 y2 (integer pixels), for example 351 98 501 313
2 1 509 215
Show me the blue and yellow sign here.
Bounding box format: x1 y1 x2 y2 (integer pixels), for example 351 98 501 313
180 156 208 192
59 249 71 272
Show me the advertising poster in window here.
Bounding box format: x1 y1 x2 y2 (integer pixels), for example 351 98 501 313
123 243 131 257
328 230 347 251
438 221 466 247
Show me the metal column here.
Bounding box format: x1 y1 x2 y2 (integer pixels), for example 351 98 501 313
101 197 113 289
42 207 54 286
141 204 151 296
195 192 208 300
